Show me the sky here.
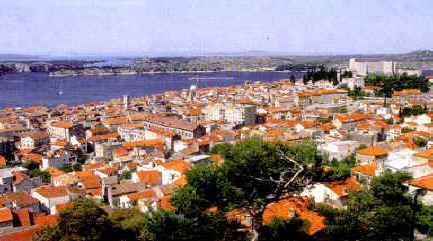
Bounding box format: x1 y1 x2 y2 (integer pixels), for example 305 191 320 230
1 0 432 56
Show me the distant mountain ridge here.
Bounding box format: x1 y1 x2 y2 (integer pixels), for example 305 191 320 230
1 49 432 61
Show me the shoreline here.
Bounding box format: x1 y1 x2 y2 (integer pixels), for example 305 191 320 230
48 69 301 77
0 71 293 110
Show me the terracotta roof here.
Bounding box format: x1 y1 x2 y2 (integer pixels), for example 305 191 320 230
127 189 156 200
0 207 13 222
0 226 39 241
135 171 162 185
118 123 143 129
324 177 362 197
356 146 389 156
13 172 29 185
161 159 191 173
263 197 325 236
158 195 174 210
33 186 68 198
24 132 49 140
13 208 31 227
55 202 74 214
337 113 370 123
22 153 43 163
410 174 433 190
0 155 6 166
209 154 224 164
122 139 165 149
174 175 187 187
86 132 120 142
352 162 380 176
185 108 203 116
83 162 106 171
33 214 57 227
88 127 110 135
45 167 65 178
78 174 101 189
143 115 199 131
414 148 433 159
96 167 118 176
53 141 69 146
103 117 129 125
4 191 39 208
51 121 73 128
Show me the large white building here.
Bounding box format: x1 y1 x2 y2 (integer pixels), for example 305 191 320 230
349 58 395 76
203 103 256 126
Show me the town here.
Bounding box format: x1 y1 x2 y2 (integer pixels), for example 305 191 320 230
0 56 432 240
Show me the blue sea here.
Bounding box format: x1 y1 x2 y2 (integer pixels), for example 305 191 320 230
0 71 302 109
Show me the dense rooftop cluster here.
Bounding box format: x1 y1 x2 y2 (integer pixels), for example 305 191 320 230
0 73 432 240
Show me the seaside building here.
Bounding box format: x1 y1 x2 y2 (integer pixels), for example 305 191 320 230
349 58 395 76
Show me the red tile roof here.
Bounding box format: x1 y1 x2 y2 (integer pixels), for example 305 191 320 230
127 189 157 200
33 214 57 227
13 208 31 227
352 162 380 176
136 171 162 185
410 174 433 190
51 121 73 128
161 159 191 173
0 226 39 241
263 197 325 236
33 186 68 198
0 207 13 222
324 177 362 197
356 146 389 156
0 155 6 166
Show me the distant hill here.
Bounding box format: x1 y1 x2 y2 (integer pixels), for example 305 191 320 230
0 54 44 61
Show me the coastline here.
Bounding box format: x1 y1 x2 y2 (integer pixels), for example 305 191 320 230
0 71 292 109
47 69 298 77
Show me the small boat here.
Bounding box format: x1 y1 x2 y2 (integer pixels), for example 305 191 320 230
57 90 63 96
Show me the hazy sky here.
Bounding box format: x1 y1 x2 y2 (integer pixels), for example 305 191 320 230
1 0 432 56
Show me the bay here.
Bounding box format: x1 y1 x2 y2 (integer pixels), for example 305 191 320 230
0 71 301 109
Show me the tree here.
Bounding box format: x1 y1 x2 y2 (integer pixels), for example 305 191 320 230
259 217 313 241
109 209 148 241
34 198 114 241
23 161 39 171
381 77 394 107
317 153 356 181
315 172 416 241
303 74 309 85
119 170 133 180
289 75 296 84
138 209 229 241
30 170 51 183
174 138 316 240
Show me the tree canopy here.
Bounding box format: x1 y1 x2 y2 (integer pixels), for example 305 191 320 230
314 172 427 241
172 137 318 239
365 73 430 93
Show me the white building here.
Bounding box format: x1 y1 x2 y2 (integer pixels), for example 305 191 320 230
349 58 395 76
31 186 71 214
384 148 433 178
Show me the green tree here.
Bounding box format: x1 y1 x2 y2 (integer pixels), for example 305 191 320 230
381 77 394 107
289 74 296 84
33 198 114 241
119 170 134 180
173 138 316 240
259 217 312 241
315 172 415 241
138 209 229 241
23 160 40 171
30 170 51 183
